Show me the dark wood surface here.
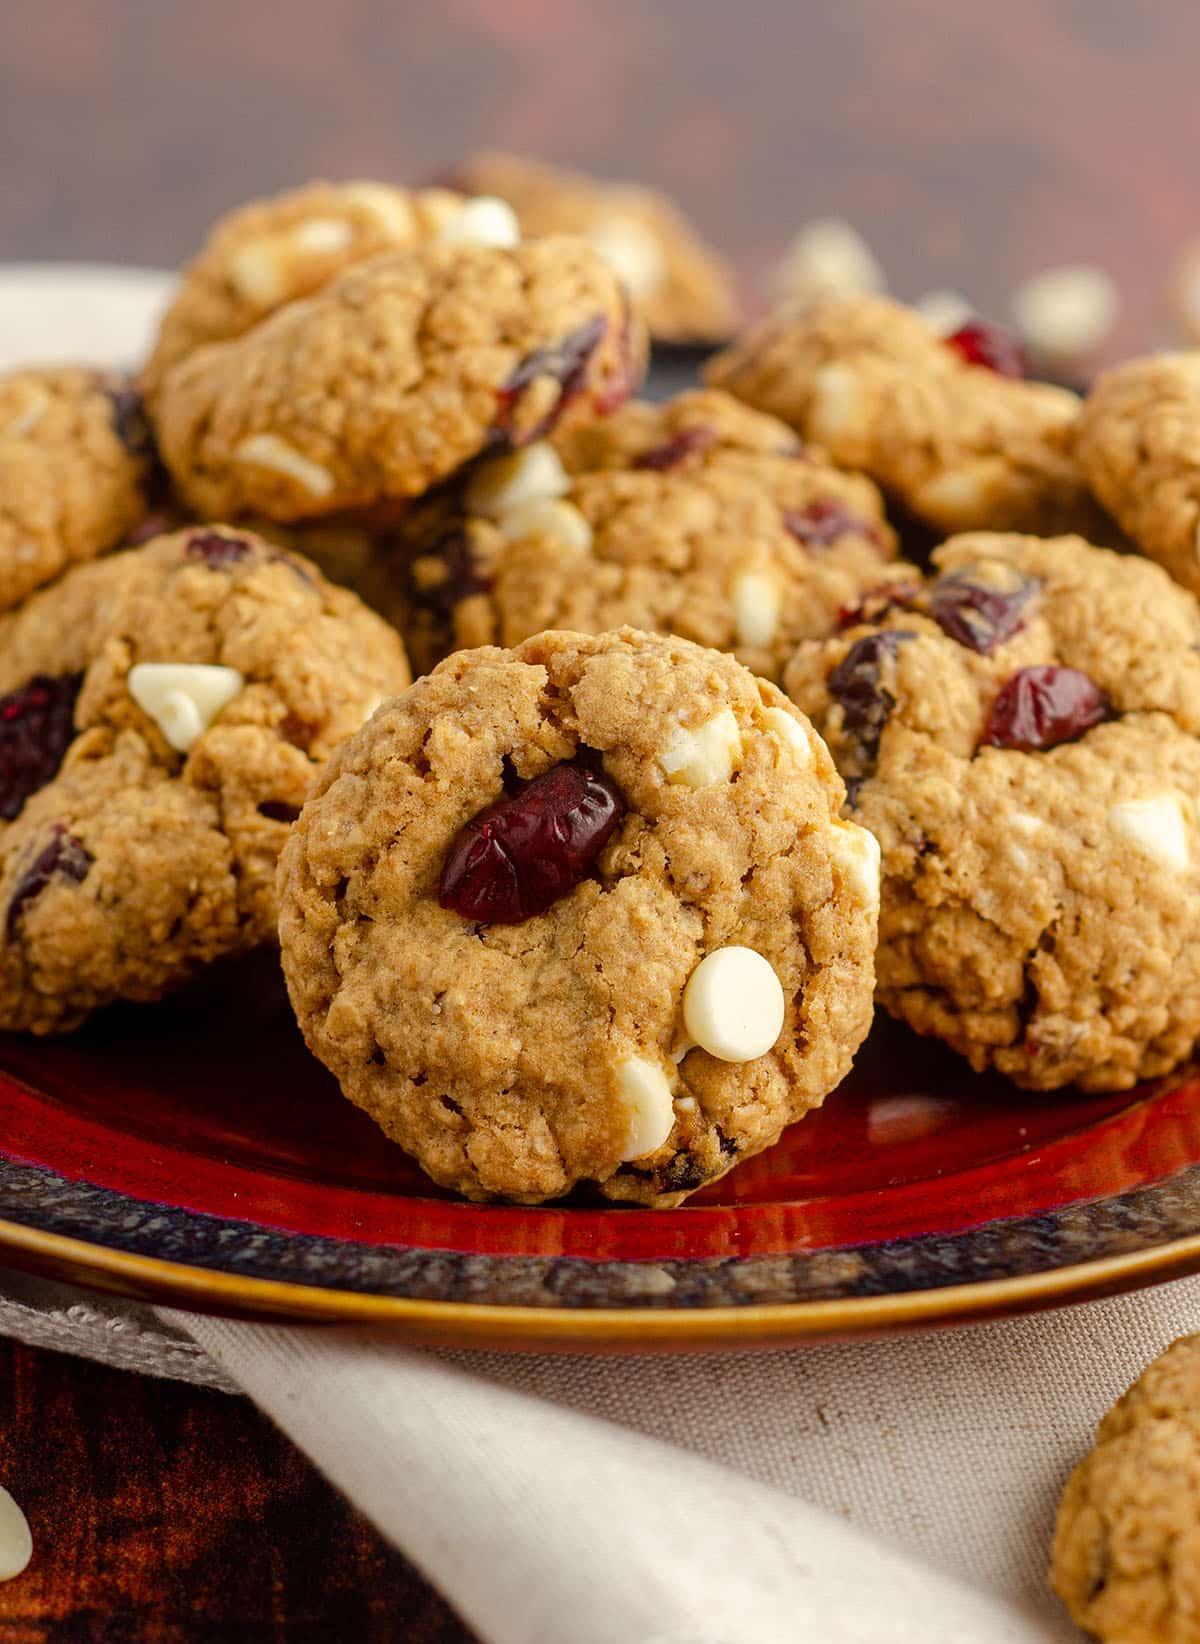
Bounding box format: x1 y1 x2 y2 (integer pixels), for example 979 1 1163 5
0 0 1195 1637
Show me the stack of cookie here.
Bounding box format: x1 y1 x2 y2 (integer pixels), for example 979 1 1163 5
6 169 1200 1209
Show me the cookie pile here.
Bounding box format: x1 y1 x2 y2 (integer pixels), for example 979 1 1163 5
6 165 1200 1210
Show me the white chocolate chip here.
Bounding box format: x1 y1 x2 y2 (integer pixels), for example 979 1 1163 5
915 289 975 336
1011 265 1118 366
292 216 354 254
2 385 49 441
586 215 666 299
0 1486 31 1583
660 708 742 788
683 947 786 1064
828 818 882 910
226 243 287 306
731 570 781 648
808 362 865 443
913 465 992 524
1010 811 1043 836
767 219 884 307
341 183 417 239
762 706 812 764
440 195 521 249
234 433 335 498
1108 794 1190 873
614 1056 676 1160
128 662 244 753
465 442 570 518
498 497 593 552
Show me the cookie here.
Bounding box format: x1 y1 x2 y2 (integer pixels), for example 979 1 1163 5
142 181 472 401
0 368 157 613
1052 1333 1200 1643
151 236 644 525
1077 352 1200 596
0 525 410 1034
707 295 1101 537
785 530 1200 1091
448 151 739 345
365 388 907 680
277 627 878 1205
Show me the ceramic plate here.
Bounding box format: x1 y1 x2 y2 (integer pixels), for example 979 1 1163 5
3 266 1200 1351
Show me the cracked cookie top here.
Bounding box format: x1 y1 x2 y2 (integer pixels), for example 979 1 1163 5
277 627 878 1205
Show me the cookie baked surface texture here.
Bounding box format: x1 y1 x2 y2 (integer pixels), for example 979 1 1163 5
142 181 468 401
0 367 156 612
370 388 907 680
1077 351 1200 597
152 236 644 524
1052 1332 1200 1644
785 530 1200 1092
450 150 740 345
277 627 878 1206
0 526 410 1033
706 294 1099 537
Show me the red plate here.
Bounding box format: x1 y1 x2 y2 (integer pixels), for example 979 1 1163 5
3 950 1200 1350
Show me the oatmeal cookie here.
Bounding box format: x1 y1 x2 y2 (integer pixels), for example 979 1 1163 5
785 530 1200 1091
448 151 739 345
365 388 907 679
1052 1333 1200 1643
707 294 1101 537
277 627 878 1205
1077 351 1200 596
0 525 410 1033
152 237 644 524
142 181 468 401
0 368 158 612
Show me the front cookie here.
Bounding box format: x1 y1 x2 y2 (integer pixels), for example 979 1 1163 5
277 628 878 1205
786 531 1200 1092
0 526 410 1033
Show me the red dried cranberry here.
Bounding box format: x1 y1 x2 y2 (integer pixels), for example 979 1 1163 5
784 499 884 551
439 757 625 924
185 530 255 567
981 666 1110 751
0 674 82 822
944 321 1030 379
827 632 914 770
103 378 155 457
6 825 92 941
406 531 491 624
928 567 1039 654
494 316 607 444
633 426 717 471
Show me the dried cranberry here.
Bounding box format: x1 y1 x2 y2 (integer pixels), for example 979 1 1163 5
0 674 82 822
103 378 155 457
928 567 1039 654
827 632 914 770
494 316 607 444
184 530 255 568
633 426 717 471
836 583 920 630
944 321 1030 379
439 757 625 924
981 666 1110 751
406 531 491 625
784 499 883 551
6 825 92 941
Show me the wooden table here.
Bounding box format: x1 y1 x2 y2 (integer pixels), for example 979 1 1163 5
0 0 1196 1636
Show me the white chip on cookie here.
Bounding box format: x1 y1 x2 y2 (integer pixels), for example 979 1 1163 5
586 216 666 299
1107 794 1190 873
1011 265 1118 365
828 818 882 910
292 217 355 255
465 442 570 519
234 434 335 498
614 1056 676 1160
683 947 785 1063
767 219 884 307
226 243 287 307
660 707 742 787
762 706 812 763
0 1486 31 1583
128 662 244 753
498 497 593 552
731 570 781 648
440 195 521 249
808 362 865 443
915 289 975 337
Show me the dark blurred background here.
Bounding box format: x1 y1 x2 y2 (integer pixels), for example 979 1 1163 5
1 0 1197 360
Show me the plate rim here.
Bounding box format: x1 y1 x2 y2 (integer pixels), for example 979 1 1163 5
4 1210 1200 1351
